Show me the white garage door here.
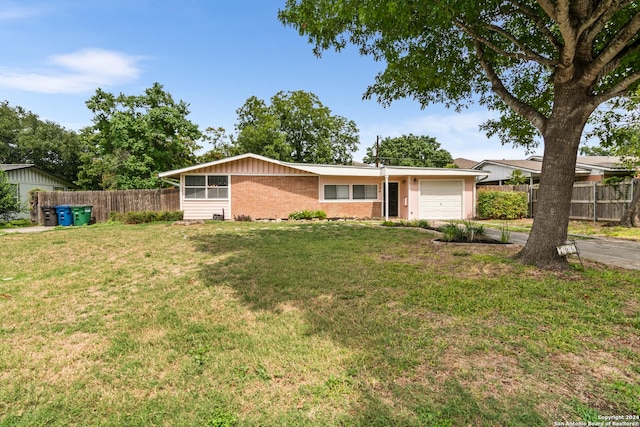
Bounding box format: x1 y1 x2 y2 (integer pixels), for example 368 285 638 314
419 180 463 220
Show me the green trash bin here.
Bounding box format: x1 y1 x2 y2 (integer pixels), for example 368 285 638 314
71 205 93 226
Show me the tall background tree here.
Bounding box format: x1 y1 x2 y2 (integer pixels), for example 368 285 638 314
582 91 640 226
280 0 640 269
0 101 84 184
77 83 202 190
363 134 453 167
232 90 359 164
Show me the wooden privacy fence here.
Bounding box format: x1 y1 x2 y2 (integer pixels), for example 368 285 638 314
479 180 638 222
531 180 637 222
36 188 180 223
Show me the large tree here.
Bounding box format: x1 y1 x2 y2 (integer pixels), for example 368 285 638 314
0 101 84 184
279 1 640 269
233 90 359 164
363 134 453 167
77 83 202 190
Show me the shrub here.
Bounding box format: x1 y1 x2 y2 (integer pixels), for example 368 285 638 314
234 214 252 221
0 170 24 221
109 210 183 224
477 190 528 220
288 210 326 220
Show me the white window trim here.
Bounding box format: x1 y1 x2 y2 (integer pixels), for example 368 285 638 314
184 174 230 200
321 183 379 202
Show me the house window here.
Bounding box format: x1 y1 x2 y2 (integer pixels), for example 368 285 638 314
324 185 350 200
352 184 377 200
185 175 228 199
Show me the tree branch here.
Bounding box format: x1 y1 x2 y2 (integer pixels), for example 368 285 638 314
555 0 578 71
576 0 615 37
506 0 560 50
592 69 640 106
535 0 557 22
580 9 640 86
482 23 557 67
582 0 634 47
456 20 556 67
473 40 547 132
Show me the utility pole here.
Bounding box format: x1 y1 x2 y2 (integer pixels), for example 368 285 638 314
375 135 380 167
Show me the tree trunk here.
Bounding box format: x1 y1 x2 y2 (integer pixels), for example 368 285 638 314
619 178 640 227
517 99 591 270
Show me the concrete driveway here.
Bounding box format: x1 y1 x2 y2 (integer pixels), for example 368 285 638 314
485 228 640 270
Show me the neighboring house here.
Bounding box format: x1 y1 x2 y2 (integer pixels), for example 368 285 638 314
159 153 489 221
0 164 73 219
473 156 635 185
453 158 479 169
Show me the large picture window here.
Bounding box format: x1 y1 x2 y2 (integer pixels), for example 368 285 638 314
352 184 378 200
324 185 350 200
185 175 228 199
324 184 378 201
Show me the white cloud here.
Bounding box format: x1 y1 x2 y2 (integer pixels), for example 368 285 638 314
0 4 46 21
358 109 542 162
0 49 143 94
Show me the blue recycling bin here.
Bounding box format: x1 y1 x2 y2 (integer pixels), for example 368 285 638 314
55 205 73 226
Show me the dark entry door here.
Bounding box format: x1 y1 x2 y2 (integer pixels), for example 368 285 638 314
383 182 399 217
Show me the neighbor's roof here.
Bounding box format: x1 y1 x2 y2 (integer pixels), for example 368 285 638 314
1 164 74 186
473 159 591 175
159 153 489 179
453 158 478 169
0 164 35 172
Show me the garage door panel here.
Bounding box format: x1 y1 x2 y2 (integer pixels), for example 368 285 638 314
419 181 463 220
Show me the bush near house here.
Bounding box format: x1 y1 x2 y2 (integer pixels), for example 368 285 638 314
109 210 183 224
477 190 528 220
288 210 327 220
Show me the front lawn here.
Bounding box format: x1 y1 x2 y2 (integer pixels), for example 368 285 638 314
1 221 638 426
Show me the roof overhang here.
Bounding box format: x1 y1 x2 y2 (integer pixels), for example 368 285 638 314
159 153 489 179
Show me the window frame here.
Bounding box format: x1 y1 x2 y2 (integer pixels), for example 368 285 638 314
184 174 229 200
323 183 379 201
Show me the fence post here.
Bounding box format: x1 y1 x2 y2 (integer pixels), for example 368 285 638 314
593 181 597 222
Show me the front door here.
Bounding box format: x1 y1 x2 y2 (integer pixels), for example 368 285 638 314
383 182 399 217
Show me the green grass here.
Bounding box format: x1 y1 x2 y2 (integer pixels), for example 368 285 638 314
1 221 639 426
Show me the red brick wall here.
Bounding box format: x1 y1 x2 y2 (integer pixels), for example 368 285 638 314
231 176 382 219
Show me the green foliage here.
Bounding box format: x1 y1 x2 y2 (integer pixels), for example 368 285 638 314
382 219 431 229
439 221 487 242
477 191 529 220
77 83 203 190
0 101 83 184
232 91 359 164
288 209 327 220
0 170 23 220
505 170 528 185
109 210 183 224
500 222 512 244
364 134 453 167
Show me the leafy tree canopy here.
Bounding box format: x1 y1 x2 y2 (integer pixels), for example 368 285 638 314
363 134 453 167
280 0 640 269
0 101 83 184
77 83 202 190
232 90 359 164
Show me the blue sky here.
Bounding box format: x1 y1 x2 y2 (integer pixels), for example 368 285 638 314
0 0 542 163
